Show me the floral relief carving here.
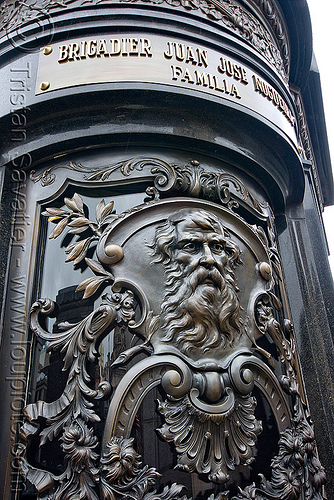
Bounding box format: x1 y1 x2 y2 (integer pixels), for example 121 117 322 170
17 160 325 499
100 437 188 500
251 0 290 73
232 398 326 499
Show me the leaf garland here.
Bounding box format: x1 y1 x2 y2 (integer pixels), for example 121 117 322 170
42 194 119 298
42 194 117 265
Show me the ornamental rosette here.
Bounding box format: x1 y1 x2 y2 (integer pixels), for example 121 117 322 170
61 419 99 472
100 437 142 484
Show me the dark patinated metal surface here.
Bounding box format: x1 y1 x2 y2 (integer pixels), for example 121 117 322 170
0 0 333 498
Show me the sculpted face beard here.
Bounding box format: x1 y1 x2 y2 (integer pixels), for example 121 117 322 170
160 254 241 355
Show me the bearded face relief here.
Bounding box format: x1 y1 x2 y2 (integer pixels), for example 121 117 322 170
151 209 242 357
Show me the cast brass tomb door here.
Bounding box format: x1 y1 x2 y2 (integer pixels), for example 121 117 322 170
17 157 325 499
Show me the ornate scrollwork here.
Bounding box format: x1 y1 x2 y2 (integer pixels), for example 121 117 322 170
32 158 268 225
147 160 268 219
255 296 300 397
251 0 290 74
17 285 138 498
18 167 325 499
30 157 154 187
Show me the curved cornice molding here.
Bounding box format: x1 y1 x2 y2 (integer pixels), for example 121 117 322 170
0 0 289 81
276 0 312 87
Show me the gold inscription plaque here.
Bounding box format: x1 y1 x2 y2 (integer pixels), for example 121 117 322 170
36 33 296 141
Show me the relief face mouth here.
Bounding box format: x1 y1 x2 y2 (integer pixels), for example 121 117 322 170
201 277 217 287
196 269 224 289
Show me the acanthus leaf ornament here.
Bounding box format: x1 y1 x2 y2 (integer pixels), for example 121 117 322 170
157 390 262 483
147 160 268 219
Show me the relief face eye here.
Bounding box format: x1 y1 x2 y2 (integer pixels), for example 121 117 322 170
181 241 198 252
211 242 224 254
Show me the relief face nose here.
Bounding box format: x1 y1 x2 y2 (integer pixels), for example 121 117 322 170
199 244 215 267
